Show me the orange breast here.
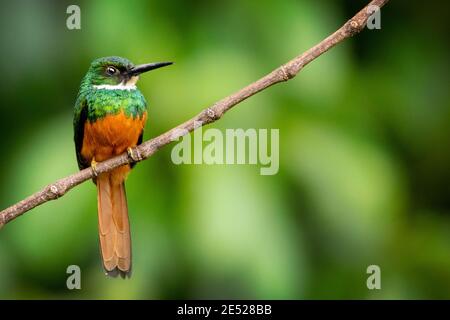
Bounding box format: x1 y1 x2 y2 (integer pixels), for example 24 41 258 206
81 111 147 163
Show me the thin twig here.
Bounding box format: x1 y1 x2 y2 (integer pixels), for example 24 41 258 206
0 0 389 228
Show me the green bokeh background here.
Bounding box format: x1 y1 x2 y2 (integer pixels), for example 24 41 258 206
0 0 449 299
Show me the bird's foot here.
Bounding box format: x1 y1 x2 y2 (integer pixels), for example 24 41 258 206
127 147 142 162
91 159 99 177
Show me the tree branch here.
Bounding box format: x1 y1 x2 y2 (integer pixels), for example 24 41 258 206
0 0 389 228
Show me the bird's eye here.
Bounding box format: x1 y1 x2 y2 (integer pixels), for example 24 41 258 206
106 66 117 76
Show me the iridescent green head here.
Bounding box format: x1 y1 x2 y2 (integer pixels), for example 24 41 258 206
83 56 173 88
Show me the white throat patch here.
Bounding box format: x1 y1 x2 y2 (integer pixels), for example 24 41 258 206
93 76 139 91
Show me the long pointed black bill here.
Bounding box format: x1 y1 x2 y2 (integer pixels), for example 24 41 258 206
129 62 173 76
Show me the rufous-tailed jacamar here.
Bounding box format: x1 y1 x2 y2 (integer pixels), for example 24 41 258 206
73 56 172 277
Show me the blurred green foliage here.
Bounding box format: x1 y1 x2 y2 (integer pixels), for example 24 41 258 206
0 0 449 299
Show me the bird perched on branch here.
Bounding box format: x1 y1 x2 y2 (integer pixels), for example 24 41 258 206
73 56 172 277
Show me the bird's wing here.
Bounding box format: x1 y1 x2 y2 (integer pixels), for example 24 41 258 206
74 97 89 170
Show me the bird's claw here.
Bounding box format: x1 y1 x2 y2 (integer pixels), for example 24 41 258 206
127 147 142 162
91 159 99 177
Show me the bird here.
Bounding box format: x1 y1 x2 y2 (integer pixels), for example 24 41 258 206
73 56 172 277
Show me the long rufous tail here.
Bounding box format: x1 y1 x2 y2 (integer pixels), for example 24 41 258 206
96 170 131 278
